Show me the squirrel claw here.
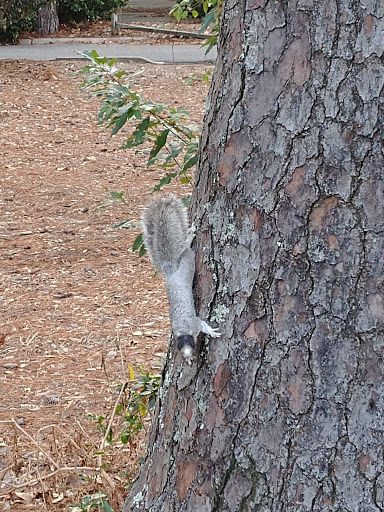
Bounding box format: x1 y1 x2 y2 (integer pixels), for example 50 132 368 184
200 321 221 338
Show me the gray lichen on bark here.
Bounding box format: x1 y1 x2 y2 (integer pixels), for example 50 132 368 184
123 0 384 510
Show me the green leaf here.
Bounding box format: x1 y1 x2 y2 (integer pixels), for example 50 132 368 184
138 244 147 257
82 495 91 506
148 129 170 164
113 219 137 229
122 116 150 149
202 33 219 53
131 109 143 120
99 106 115 123
132 233 144 252
120 433 130 444
138 403 147 416
170 4 184 21
111 111 129 135
153 173 177 192
199 9 215 33
102 501 113 512
163 144 183 166
107 190 124 200
182 154 197 172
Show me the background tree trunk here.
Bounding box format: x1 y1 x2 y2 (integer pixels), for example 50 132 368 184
123 0 384 510
37 1 58 35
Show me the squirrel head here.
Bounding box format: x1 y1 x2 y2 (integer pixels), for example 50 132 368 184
177 334 195 363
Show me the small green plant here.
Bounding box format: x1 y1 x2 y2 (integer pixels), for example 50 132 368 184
67 492 113 511
67 369 160 510
88 367 161 449
120 368 160 444
97 189 126 209
185 68 213 86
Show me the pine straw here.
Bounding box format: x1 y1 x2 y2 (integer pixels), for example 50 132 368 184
0 60 211 510
0 331 154 511
0 406 145 511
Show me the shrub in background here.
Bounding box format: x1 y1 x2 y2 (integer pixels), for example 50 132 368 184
58 0 127 24
0 0 127 43
0 0 42 43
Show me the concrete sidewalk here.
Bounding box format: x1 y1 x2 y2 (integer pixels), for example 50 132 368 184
0 41 216 64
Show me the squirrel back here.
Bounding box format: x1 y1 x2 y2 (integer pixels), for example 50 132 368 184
142 194 190 275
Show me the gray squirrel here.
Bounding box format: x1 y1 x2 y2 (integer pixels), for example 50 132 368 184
141 194 220 364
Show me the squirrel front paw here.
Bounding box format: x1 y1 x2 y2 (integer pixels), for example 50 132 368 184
200 321 221 338
207 327 221 338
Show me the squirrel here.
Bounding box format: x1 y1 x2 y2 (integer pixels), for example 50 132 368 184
141 194 220 364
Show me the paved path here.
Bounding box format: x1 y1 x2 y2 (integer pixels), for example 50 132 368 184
0 41 216 64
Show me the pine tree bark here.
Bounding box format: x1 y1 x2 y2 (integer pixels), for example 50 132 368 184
123 1 384 510
36 1 58 35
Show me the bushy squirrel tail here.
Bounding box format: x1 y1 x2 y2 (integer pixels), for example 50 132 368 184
142 194 190 274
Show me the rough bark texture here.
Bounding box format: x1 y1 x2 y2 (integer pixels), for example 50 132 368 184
37 1 59 35
123 1 384 510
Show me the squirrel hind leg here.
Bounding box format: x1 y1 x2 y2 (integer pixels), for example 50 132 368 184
185 223 196 247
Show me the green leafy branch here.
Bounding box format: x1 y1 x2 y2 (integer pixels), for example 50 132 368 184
170 0 222 52
77 50 200 192
76 50 200 256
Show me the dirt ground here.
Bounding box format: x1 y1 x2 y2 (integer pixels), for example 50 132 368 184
0 52 212 511
19 18 205 45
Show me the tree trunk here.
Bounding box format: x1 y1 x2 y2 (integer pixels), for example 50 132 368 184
123 1 384 510
37 1 59 35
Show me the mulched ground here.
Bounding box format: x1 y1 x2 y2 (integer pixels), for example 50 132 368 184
19 18 205 45
0 56 211 511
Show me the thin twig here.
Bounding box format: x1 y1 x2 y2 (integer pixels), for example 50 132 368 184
11 418 59 470
0 466 100 495
117 329 127 380
76 419 93 444
38 424 91 464
97 380 128 468
50 426 61 465
35 464 47 509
